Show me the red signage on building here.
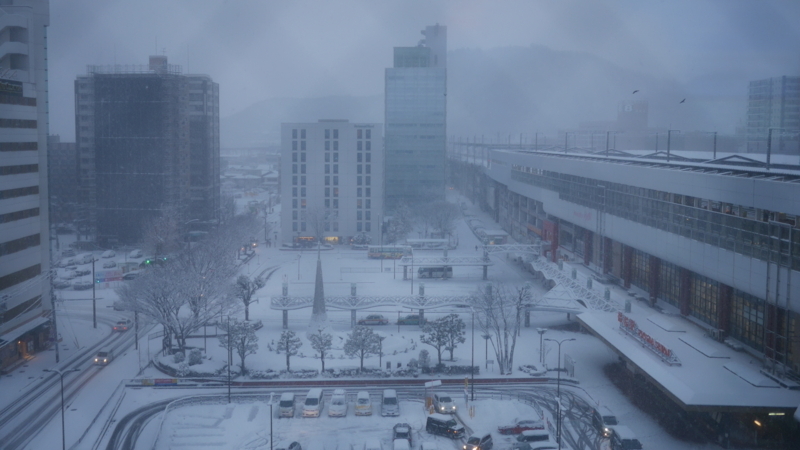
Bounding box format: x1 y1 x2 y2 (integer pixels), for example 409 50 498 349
618 312 679 365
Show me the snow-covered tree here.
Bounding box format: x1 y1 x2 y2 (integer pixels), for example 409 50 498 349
276 330 302 371
386 202 414 244
343 326 381 372
426 201 460 239
352 232 371 246
219 318 259 374
308 328 333 372
472 283 534 375
142 206 183 257
116 264 221 354
233 274 265 321
418 349 431 369
420 314 466 364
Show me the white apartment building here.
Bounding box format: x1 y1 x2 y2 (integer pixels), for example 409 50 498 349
0 0 51 371
280 121 383 246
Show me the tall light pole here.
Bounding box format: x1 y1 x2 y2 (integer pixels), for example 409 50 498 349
482 334 491 369
666 129 680 163
378 334 386 369
545 337 575 450
536 328 547 364
91 255 96 328
44 368 80 450
471 310 475 400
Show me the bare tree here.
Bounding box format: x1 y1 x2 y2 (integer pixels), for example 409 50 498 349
276 330 302 371
343 325 381 372
218 318 259 374
308 327 333 372
233 274 265 321
472 283 533 374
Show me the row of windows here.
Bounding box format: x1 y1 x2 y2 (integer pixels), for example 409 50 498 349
0 164 38 176
0 118 37 129
0 207 39 224
0 233 40 257
0 295 41 327
511 168 800 269
0 185 38 200
356 221 372 232
0 94 36 106
0 141 37 153
0 263 40 291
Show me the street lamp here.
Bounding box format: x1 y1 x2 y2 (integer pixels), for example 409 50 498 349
545 337 575 450
44 368 80 450
378 334 386 369
482 333 492 369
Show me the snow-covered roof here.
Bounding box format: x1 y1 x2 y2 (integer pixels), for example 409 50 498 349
578 308 800 413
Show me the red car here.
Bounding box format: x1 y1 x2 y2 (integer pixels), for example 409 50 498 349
497 419 545 435
113 319 132 331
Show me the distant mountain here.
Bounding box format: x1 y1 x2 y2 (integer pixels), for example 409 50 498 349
221 45 745 147
221 95 383 148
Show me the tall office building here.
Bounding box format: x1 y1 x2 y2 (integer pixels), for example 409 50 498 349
384 24 447 211
280 121 383 246
746 76 800 154
47 135 76 225
0 0 52 371
75 56 220 244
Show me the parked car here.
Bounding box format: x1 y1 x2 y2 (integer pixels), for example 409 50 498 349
113 300 128 311
59 257 76 267
433 392 456 414
425 414 465 439
113 319 132 331
102 260 117 268
72 280 93 290
77 253 97 264
53 279 71 289
75 269 91 276
123 271 142 280
275 442 302 450
61 249 76 257
358 314 389 325
129 249 143 258
363 440 383 450
381 389 400 417
63 271 78 280
101 250 116 258
463 433 493 450
328 389 348 417
93 349 114 365
609 426 642 450
511 442 557 450
516 430 550 443
355 391 372 416
498 419 546 435
397 314 427 325
302 388 324 418
279 392 295 418
393 423 413 446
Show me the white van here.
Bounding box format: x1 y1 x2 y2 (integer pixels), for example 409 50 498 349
302 388 324 417
279 392 295 418
381 389 399 416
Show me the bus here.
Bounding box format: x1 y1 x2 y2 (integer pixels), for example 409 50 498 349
367 245 411 259
417 266 453 278
405 238 455 250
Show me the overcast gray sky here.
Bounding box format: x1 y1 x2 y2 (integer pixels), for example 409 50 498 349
48 0 800 141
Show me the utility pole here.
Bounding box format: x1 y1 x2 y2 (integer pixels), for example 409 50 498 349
92 255 96 328
545 338 575 450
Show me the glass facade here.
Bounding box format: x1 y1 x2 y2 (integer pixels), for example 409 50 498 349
384 68 447 210
510 167 800 270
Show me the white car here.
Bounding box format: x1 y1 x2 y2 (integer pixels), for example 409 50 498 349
101 250 116 258
102 260 117 268
328 389 347 417
128 249 143 258
433 392 456 414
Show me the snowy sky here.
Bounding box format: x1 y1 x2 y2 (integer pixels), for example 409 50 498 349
48 0 800 139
